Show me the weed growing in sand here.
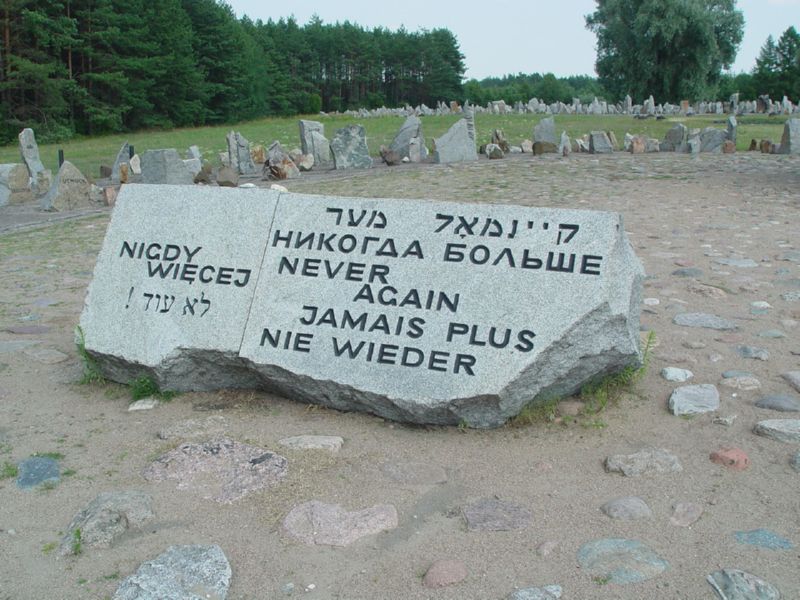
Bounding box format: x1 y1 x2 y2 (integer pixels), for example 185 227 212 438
71 529 82 555
33 452 64 460
129 375 177 402
593 575 611 586
1 461 18 479
41 542 57 555
508 396 560 427
75 326 105 385
39 480 58 491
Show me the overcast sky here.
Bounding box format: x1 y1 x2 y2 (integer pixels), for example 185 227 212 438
226 0 798 80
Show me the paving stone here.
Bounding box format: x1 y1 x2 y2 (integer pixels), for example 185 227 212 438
782 371 800 392
16 456 59 489
661 367 693 382
278 435 343 452
719 376 761 391
422 559 468 588
0 340 39 353
142 438 287 503
382 461 447 485
669 384 720 415
734 528 794 550
672 268 704 278
605 447 682 476
21 347 69 364
714 257 758 268
757 330 785 338
60 491 155 555
601 496 652 520
128 397 160 411
506 585 562 600
283 501 398 546
753 419 800 443
4 325 51 335
710 447 750 470
722 370 754 378
673 313 737 330
576 538 669 584
755 395 800 412
707 569 780 600
462 498 531 531
736 346 769 361
670 502 703 527
791 451 800 472
113 544 231 600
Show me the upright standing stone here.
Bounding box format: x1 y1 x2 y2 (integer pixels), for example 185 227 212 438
226 131 257 175
140 149 195 185
40 161 92 211
18 128 51 196
330 125 372 169
111 142 131 184
432 119 478 164
726 116 737 144
0 163 31 207
462 103 477 145
389 116 428 162
299 120 332 169
662 124 687 152
265 141 300 180
589 131 613 154
533 117 558 153
778 118 799 155
700 128 727 153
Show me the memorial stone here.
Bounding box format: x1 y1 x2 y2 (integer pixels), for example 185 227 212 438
82 187 644 428
18 128 46 179
389 116 428 162
330 125 372 170
589 131 613 154
111 142 131 184
726 116 737 144
226 131 257 175
533 117 558 153
0 163 31 207
433 119 478 164
778 118 799 155
299 120 332 168
40 161 92 211
700 128 727 153
140 149 194 185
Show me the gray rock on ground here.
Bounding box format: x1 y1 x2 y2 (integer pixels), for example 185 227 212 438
533 117 557 147
669 384 720 415
216 165 239 187
755 395 800 412
462 498 531 531
111 142 130 184
278 435 343 452
264 141 300 180
389 115 428 162
605 447 682 476
113 544 231 600
601 496 652 520
433 118 478 164
142 438 287 503
706 569 780 600
330 125 372 169
140 149 195 185
589 131 613 154
59 491 155 555
226 131 257 175
662 124 687 151
670 502 703 527
577 538 669 584
18 128 49 193
0 163 33 207
507 586 562 600
299 120 332 168
422 559 468 588
283 501 398 546
783 371 800 392
753 420 800 443
486 143 505 159
673 313 737 330
778 118 799 155
700 128 728 153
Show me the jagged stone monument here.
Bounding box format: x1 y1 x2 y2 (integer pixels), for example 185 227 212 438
80 185 644 428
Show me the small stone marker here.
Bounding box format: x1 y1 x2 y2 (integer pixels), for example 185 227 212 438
389 115 428 162
669 384 720 415
283 501 398 546
140 149 194 185
533 117 557 152
114 544 231 600
40 161 92 211
16 456 60 489
601 496 652 520
670 502 703 527
753 419 800 443
226 131 257 175
80 186 644 427
18 128 51 194
0 163 31 207
605 447 682 476
707 569 780 600
299 120 332 168
577 538 669 584
778 118 799 155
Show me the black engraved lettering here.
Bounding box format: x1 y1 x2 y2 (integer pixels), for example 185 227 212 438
580 255 603 276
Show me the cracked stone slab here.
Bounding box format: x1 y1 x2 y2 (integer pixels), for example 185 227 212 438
142 437 287 503
283 500 398 546
669 384 720 415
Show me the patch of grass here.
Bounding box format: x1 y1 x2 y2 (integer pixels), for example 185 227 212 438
71 528 82 555
62 468 77 477
75 326 106 385
1 461 18 479
33 452 64 460
129 375 177 402
593 575 611 586
0 443 11 455
42 542 58 554
39 480 58 491
102 572 120 581
508 395 560 427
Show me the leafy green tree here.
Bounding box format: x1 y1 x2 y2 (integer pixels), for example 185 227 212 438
752 27 800 100
586 0 744 102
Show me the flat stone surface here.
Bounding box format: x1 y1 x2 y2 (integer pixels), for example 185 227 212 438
710 447 750 470
433 118 478 163
755 395 800 412
113 544 231 600
605 447 682 476
736 346 769 361
673 313 737 330
661 367 693 382
156 416 228 440
282 501 398 546
79 185 279 389
381 461 447 485
128 397 160 411
462 498 532 531
753 419 800 443
140 149 194 185
59 490 154 555
577 538 669 584
601 496 652 520
21 347 68 364
41 161 92 211
707 569 781 600
714 257 758 268
142 438 287 503
672 267 704 277
16 456 60 489
507 585 562 600
720 376 761 391
278 435 343 452
422 559 468 588
670 502 703 527
782 371 800 392
669 384 720 415
4 325 51 335
734 528 794 550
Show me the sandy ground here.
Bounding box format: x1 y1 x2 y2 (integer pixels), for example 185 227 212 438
0 151 799 599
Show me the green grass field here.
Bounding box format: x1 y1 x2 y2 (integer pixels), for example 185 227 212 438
0 112 787 181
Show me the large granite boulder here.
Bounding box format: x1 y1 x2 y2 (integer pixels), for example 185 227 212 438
662 124 687 152
700 128 727 153
433 119 478 164
140 149 194 185
389 116 428 162
589 131 613 154
299 120 332 168
40 161 92 211
81 186 644 428
778 118 799 155
264 141 300 180
18 128 51 196
0 163 31 207
533 117 558 153
330 125 372 169
226 131 257 175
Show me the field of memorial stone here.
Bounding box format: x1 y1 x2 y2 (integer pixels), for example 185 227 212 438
1 113 800 599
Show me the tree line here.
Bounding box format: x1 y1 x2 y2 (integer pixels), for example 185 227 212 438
0 0 465 143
